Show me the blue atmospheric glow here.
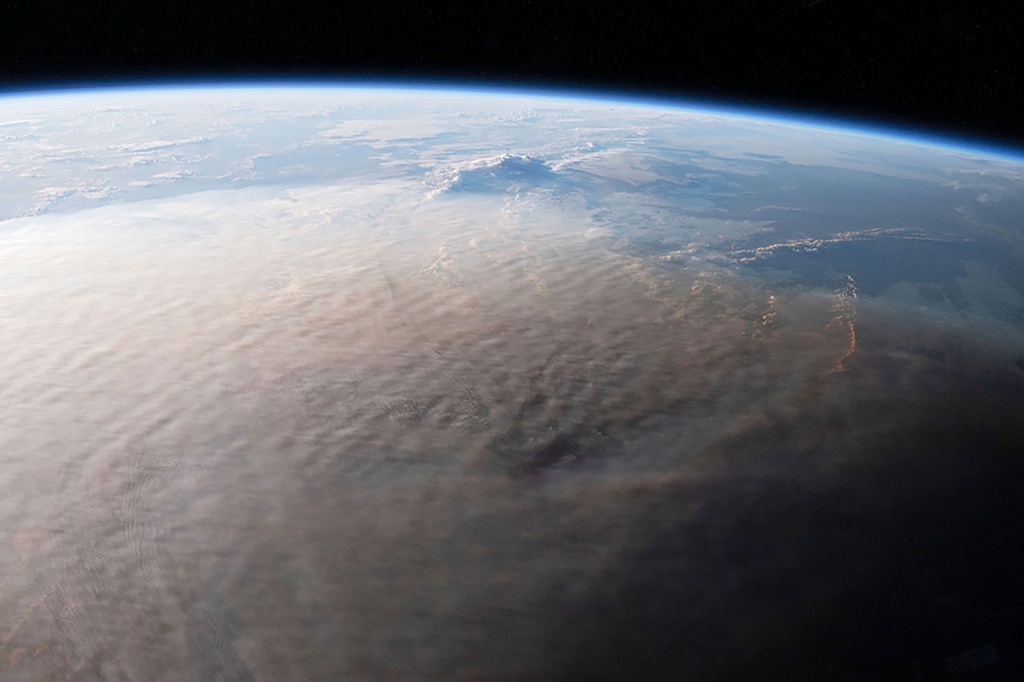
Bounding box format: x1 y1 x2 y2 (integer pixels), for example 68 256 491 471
1 78 1022 164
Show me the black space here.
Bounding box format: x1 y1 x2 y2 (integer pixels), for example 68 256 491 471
1 0 1021 150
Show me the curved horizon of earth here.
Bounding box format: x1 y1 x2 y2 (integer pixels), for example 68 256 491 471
1 84 1023 680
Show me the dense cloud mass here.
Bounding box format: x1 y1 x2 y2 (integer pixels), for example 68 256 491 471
0 88 1022 679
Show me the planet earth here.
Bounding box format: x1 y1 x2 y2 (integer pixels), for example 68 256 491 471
1 85 1023 680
